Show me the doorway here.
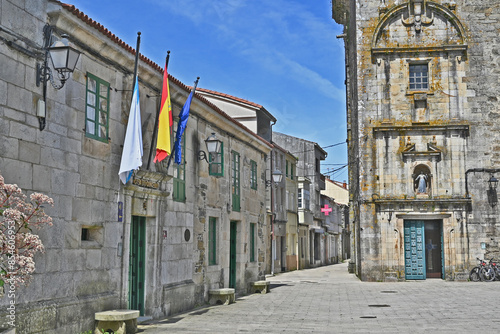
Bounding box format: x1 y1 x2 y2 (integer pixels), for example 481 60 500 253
129 216 146 315
424 220 443 278
404 220 443 280
281 236 286 272
229 221 237 288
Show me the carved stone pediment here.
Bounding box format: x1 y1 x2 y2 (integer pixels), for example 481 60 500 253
402 142 442 162
371 1 467 57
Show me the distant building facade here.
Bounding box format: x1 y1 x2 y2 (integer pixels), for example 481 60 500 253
272 133 329 268
322 178 350 263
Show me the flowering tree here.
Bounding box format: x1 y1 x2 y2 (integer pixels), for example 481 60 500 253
0 171 53 288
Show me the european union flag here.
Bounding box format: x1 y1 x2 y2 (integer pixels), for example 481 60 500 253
173 79 198 164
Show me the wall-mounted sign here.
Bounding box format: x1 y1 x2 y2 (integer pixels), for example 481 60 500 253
118 201 123 222
132 178 159 189
321 204 332 216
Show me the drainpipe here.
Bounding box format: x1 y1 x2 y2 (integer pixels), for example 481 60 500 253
465 168 500 198
271 151 275 275
270 122 277 275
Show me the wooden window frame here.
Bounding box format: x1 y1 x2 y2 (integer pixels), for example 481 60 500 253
85 73 110 142
250 223 256 262
232 150 241 212
250 160 257 190
209 217 217 265
173 119 186 202
209 142 224 177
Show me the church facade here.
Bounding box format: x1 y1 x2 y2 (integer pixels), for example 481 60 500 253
332 0 500 281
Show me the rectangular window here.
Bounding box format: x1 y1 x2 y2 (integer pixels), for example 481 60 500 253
232 151 240 212
173 120 186 202
250 160 257 190
291 164 294 180
286 160 289 178
209 142 224 177
209 217 217 265
298 189 310 210
250 223 256 262
409 64 429 90
85 73 110 142
298 189 302 208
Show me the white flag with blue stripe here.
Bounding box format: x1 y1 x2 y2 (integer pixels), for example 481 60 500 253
119 78 143 184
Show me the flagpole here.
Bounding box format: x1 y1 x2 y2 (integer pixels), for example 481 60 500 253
118 32 143 185
132 32 141 93
129 31 140 180
147 51 170 170
166 76 200 170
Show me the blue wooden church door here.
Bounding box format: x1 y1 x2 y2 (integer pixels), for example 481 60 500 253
404 221 426 280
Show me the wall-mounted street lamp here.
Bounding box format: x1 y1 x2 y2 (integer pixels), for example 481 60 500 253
488 174 499 190
265 170 283 187
36 28 80 90
198 133 222 163
465 168 500 208
36 25 81 130
487 174 498 207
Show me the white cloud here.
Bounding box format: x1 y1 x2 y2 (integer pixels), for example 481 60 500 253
148 0 345 103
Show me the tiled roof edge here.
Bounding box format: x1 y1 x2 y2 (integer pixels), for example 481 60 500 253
57 2 272 149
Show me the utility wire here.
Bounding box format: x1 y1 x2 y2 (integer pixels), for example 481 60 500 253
288 141 346 155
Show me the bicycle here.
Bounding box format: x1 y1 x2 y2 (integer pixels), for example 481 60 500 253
469 257 486 282
490 259 500 281
480 258 496 282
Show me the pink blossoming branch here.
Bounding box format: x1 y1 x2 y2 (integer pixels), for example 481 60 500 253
0 172 53 288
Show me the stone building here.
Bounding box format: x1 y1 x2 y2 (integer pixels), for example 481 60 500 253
270 143 299 273
272 133 328 268
322 178 350 263
0 1 271 332
196 89 300 274
332 0 500 281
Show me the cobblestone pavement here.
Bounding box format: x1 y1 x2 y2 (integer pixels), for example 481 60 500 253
138 262 500 333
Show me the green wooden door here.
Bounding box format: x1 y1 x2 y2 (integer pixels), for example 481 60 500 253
229 221 237 288
129 216 146 315
404 220 426 280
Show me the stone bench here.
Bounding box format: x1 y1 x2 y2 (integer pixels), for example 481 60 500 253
250 280 270 294
95 309 140 334
208 288 235 305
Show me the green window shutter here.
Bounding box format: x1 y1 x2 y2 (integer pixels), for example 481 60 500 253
173 119 186 202
291 164 294 180
232 151 240 212
85 73 110 142
286 160 289 178
209 217 217 265
250 223 255 262
209 142 224 177
250 160 257 190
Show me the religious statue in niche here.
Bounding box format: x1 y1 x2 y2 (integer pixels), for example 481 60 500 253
414 169 430 194
415 172 427 193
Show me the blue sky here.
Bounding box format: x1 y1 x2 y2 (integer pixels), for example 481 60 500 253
67 0 348 181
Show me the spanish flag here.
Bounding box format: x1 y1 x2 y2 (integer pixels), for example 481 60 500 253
153 62 172 163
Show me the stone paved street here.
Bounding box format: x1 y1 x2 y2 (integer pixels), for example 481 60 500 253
138 262 500 333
